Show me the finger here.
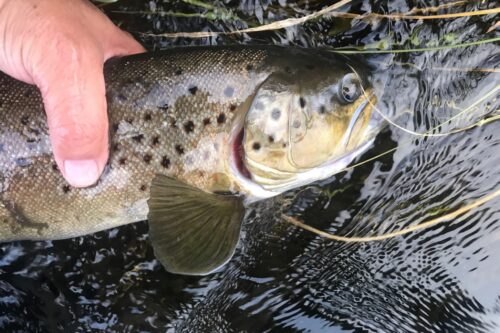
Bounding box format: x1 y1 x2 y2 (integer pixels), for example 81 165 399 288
34 36 109 188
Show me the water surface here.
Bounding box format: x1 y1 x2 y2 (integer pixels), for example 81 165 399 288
0 0 499 332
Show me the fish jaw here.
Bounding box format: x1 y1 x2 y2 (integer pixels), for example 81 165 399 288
228 121 375 204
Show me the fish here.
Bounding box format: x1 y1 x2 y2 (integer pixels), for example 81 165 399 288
0 45 380 275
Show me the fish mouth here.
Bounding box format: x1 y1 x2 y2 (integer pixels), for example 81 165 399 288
232 128 251 179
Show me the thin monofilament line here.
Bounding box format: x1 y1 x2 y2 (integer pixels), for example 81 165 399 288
349 61 499 137
328 80 499 174
283 80 500 240
360 84 500 137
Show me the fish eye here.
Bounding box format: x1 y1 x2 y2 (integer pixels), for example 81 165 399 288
339 73 361 104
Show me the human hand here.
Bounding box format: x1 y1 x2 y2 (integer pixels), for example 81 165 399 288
0 0 145 187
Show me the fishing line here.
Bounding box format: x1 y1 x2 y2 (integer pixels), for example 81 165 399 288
283 72 499 240
339 94 499 173
364 85 499 137
348 62 499 137
282 187 500 242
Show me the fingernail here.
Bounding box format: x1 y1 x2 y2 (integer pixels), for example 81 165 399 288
63 159 99 187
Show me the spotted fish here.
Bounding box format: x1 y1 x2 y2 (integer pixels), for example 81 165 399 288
0 46 380 275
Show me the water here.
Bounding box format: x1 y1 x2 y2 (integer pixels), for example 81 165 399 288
1 0 499 332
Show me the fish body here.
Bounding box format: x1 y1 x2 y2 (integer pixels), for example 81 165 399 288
0 46 380 274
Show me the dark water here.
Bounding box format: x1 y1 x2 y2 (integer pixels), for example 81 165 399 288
1 1 499 332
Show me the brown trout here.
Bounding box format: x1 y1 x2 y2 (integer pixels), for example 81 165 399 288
0 46 380 275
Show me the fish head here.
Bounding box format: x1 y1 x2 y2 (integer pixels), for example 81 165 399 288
231 59 378 200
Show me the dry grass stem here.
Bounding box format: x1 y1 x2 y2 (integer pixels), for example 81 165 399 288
142 0 352 38
282 187 500 242
140 0 498 38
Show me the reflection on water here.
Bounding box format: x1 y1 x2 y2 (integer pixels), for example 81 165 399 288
1 0 499 332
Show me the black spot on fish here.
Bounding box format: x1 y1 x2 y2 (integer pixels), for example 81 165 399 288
203 118 211 126
143 113 152 121
183 120 195 133
20 116 29 126
188 86 198 95
282 142 288 148
319 105 326 114
246 64 254 71
175 69 183 76
143 154 152 164
52 163 59 171
62 185 70 194
271 109 281 120
268 135 275 143
15 158 30 167
126 118 134 124
306 64 315 70
151 136 160 146
158 103 169 111
112 123 119 133
252 142 261 151
285 66 292 73
224 86 234 97
26 138 37 143
132 134 144 143
229 104 237 112
28 128 40 136
140 184 147 191
175 145 184 155
217 113 226 124
24 90 32 98
299 97 306 108
161 156 171 168
119 157 127 165
117 93 127 102
112 143 120 152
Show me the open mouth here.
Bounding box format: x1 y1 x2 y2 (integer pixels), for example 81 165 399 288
232 128 251 179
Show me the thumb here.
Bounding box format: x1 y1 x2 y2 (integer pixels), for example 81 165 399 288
34 39 108 187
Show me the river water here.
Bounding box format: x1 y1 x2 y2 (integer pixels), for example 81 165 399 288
0 0 499 332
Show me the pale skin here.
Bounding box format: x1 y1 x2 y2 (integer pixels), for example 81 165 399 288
0 0 145 187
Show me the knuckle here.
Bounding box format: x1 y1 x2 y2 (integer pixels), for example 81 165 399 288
50 119 106 149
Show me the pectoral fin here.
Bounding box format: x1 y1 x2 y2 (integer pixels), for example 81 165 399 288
147 175 244 276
